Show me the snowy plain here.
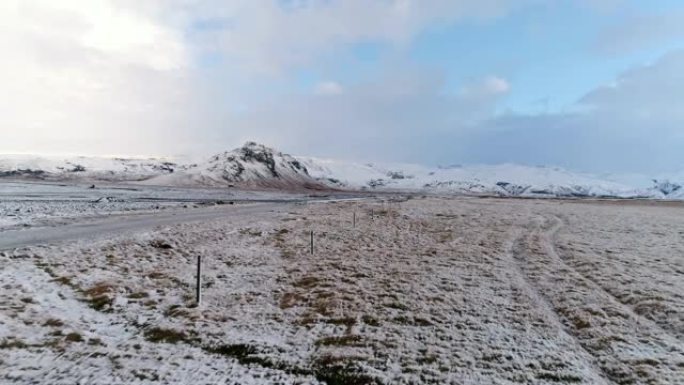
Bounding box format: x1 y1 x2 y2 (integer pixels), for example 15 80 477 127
1 196 682 384
0 180 323 232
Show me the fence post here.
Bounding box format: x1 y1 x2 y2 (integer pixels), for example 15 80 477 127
353 211 356 228
310 230 314 255
196 255 202 306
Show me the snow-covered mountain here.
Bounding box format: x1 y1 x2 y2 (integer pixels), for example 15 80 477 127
299 157 652 198
1 142 683 199
145 142 325 189
0 142 325 190
0 154 182 182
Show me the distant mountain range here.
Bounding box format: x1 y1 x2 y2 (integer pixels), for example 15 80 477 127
1 142 681 199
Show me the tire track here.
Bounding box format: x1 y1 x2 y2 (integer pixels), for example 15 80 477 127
511 214 684 385
506 221 615 385
551 213 684 343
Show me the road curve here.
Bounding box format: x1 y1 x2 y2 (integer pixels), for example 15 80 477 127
0 202 294 251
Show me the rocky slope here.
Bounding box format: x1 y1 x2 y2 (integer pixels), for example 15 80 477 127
146 142 325 189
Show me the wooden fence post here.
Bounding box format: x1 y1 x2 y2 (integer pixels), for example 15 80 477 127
196 255 202 306
310 230 314 255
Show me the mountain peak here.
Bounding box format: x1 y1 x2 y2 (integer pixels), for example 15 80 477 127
241 141 273 151
181 142 317 188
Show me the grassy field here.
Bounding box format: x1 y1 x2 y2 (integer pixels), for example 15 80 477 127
1 197 683 384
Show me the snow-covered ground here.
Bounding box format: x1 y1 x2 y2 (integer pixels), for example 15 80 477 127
2 197 682 384
0 180 318 232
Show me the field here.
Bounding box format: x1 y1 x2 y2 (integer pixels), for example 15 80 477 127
0 180 316 232
1 195 683 384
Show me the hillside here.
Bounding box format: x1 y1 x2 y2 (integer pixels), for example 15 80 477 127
0 143 326 190
299 157 656 198
1 142 682 198
0 154 181 182
145 142 326 190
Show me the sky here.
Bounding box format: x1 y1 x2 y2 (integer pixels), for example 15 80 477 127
1 0 683 173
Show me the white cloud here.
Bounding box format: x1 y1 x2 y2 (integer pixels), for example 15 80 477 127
460 76 510 98
178 0 534 73
0 0 186 70
314 81 344 95
579 50 684 120
0 0 532 155
232 49 684 171
13 0 680 174
220 71 509 162
595 9 684 55
0 0 196 155
458 50 684 173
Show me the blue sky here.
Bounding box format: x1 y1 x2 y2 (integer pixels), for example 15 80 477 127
2 0 684 173
280 0 683 114
414 1 683 114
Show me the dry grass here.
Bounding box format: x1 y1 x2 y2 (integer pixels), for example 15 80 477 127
7 196 683 384
143 327 194 344
82 282 116 312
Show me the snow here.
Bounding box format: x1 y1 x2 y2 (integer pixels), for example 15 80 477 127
0 154 185 182
2 141 684 198
0 180 315 232
2 197 683 384
4 143 684 383
0 256 321 384
299 157 645 198
124 142 321 189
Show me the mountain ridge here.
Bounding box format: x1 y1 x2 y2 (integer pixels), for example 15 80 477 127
0 141 681 199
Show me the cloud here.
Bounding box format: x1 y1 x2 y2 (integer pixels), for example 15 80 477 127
460 76 510 99
240 49 682 172
0 0 186 70
0 0 531 155
222 71 510 162
171 0 535 73
314 81 344 95
3 0 682 175
0 0 199 155
595 9 684 55
457 50 684 173
579 50 684 121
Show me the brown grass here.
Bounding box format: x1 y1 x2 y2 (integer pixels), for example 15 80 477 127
280 292 305 309
144 327 194 344
315 335 364 347
43 318 64 327
64 332 84 343
83 282 116 312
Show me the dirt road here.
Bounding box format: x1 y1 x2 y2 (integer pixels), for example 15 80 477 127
0 202 291 251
